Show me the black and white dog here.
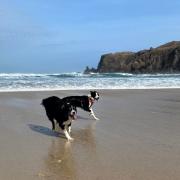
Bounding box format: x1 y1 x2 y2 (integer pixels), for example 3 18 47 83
41 96 77 141
62 91 100 120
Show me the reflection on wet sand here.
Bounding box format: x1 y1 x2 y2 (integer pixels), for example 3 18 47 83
43 121 98 180
44 140 77 180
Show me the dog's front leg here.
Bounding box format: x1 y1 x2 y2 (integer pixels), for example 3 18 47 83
90 108 99 120
68 124 72 134
63 126 74 141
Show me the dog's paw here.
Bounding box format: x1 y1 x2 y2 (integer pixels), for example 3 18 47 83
67 137 74 141
93 117 100 120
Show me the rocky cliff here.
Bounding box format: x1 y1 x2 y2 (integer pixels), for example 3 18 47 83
84 41 180 73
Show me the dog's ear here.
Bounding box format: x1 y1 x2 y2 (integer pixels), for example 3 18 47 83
90 91 95 95
62 102 71 111
61 104 65 109
90 91 96 97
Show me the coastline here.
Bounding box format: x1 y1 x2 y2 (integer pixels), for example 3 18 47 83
0 86 180 93
0 89 180 179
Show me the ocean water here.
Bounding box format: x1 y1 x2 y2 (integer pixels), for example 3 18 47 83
0 72 180 91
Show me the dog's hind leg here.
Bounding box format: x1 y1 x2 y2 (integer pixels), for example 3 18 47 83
47 114 55 130
90 108 99 120
49 119 55 130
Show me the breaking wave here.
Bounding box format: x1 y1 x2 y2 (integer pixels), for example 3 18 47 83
0 72 180 91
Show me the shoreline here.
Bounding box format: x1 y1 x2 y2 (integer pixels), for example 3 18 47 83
0 87 180 93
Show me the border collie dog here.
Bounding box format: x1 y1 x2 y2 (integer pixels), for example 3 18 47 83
41 96 77 141
62 91 100 120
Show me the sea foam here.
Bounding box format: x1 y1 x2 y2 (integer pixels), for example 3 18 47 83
0 72 179 91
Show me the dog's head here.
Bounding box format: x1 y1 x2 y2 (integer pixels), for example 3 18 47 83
90 91 99 101
62 102 77 120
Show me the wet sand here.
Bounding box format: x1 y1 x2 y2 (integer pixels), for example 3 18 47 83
0 89 180 179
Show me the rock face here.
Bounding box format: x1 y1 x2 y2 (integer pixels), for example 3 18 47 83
85 41 180 73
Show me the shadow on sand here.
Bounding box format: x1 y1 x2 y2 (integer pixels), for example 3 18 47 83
28 124 62 137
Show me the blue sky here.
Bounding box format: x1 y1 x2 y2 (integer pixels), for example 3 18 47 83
0 0 180 73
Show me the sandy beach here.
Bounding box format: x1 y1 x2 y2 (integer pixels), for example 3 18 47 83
0 89 180 180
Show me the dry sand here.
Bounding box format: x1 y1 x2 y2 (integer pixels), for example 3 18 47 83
0 89 180 180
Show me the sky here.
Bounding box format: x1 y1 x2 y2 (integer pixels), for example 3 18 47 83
0 0 180 73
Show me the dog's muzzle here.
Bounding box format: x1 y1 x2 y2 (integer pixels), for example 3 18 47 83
70 110 77 120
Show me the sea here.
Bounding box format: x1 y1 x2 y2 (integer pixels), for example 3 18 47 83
0 72 180 92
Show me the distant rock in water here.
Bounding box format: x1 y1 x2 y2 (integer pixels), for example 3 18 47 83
84 41 180 73
84 66 97 74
